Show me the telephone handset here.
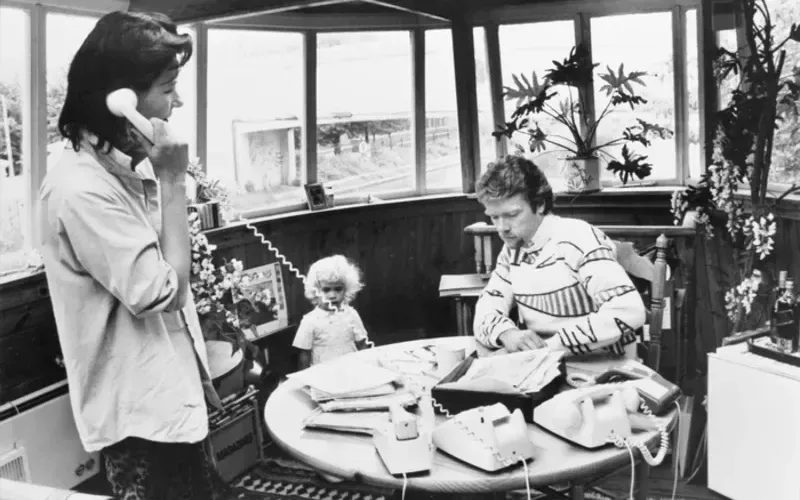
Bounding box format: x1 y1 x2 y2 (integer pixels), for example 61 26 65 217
569 362 681 415
534 381 670 466
372 403 435 476
106 89 154 144
106 89 374 345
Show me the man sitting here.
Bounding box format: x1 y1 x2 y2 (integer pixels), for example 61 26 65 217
472 155 646 357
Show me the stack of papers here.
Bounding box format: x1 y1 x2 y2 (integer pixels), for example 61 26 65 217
303 410 390 435
289 360 419 412
439 350 564 395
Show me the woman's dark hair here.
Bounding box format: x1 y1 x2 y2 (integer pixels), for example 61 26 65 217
58 11 193 153
476 155 554 214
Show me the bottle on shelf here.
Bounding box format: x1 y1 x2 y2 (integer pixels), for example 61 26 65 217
774 273 796 352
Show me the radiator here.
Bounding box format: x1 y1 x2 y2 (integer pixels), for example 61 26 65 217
0 386 99 489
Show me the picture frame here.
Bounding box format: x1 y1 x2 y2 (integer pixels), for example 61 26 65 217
304 182 329 211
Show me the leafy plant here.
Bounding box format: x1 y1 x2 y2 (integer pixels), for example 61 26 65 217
494 44 673 184
670 0 799 332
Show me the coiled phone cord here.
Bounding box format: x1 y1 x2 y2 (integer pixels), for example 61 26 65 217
238 216 376 349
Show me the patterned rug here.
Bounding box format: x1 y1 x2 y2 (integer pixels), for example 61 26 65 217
229 458 397 500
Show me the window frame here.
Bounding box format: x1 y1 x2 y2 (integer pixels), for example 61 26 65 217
203 19 466 220
473 0 703 189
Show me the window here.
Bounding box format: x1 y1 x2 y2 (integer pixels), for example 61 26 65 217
316 31 413 198
765 0 800 184
686 8 703 179
498 20 575 190
46 13 98 170
424 29 461 191
1 7 30 274
207 29 305 213
591 12 677 183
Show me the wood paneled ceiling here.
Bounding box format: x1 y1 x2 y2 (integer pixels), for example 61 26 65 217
128 0 537 23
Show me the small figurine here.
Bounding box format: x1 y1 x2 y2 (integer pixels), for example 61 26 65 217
292 255 369 369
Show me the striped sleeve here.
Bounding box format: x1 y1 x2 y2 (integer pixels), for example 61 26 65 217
473 245 519 349
545 225 646 355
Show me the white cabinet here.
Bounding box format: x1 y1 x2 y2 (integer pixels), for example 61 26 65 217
708 346 800 500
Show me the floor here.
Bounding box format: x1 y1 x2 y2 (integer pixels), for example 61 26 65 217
76 439 725 500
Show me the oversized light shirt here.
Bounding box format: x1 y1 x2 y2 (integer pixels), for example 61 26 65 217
39 138 221 453
473 214 646 356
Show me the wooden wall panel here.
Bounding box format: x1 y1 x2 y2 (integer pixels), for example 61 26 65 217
0 274 66 406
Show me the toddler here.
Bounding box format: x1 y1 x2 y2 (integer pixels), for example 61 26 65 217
292 255 369 369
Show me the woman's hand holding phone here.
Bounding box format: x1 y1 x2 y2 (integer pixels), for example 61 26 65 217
131 117 188 183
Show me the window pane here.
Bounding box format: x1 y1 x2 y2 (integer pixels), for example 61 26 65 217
1 7 29 274
317 32 413 197
207 30 304 213
425 29 460 191
765 0 800 184
46 13 98 171
498 20 575 191
170 25 198 159
474 27 495 174
592 12 677 182
686 9 703 179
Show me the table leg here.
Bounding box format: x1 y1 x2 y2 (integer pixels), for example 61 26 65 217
634 461 650 500
455 298 466 336
569 484 585 500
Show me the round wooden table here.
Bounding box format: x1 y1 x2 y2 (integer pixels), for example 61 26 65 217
264 337 676 494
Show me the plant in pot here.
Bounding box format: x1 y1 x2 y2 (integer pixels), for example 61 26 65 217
670 0 799 336
494 43 673 192
187 160 227 230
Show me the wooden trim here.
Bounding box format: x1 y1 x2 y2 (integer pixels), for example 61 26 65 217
174 0 358 24
209 11 449 30
483 22 507 160
573 13 595 142
451 18 480 193
412 28 426 194
358 0 454 22
672 5 689 183
464 221 697 238
23 6 47 249
195 24 209 172
6 0 127 12
700 0 716 167
470 0 701 25
302 31 317 184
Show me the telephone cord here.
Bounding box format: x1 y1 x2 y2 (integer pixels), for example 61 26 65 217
401 472 408 500
238 215 376 349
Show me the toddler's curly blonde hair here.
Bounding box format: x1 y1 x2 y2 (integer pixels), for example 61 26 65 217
304 255 364 306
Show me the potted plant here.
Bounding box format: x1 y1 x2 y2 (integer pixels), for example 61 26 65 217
187 160 227 230
494 43 673 192
670 0 799 333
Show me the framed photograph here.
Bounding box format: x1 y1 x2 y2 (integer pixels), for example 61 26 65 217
304 183 328 211
238 262 289 340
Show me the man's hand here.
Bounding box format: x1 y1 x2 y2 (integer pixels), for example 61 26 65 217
498 328 546 352
134 118 188 183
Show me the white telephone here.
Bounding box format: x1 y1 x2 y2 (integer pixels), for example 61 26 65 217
372 403 435 475
534 381 669 466
432 402 535 472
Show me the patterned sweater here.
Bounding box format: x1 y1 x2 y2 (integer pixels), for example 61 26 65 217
473 214 646 356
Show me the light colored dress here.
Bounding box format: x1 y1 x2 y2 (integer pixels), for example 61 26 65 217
292 305 368 365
